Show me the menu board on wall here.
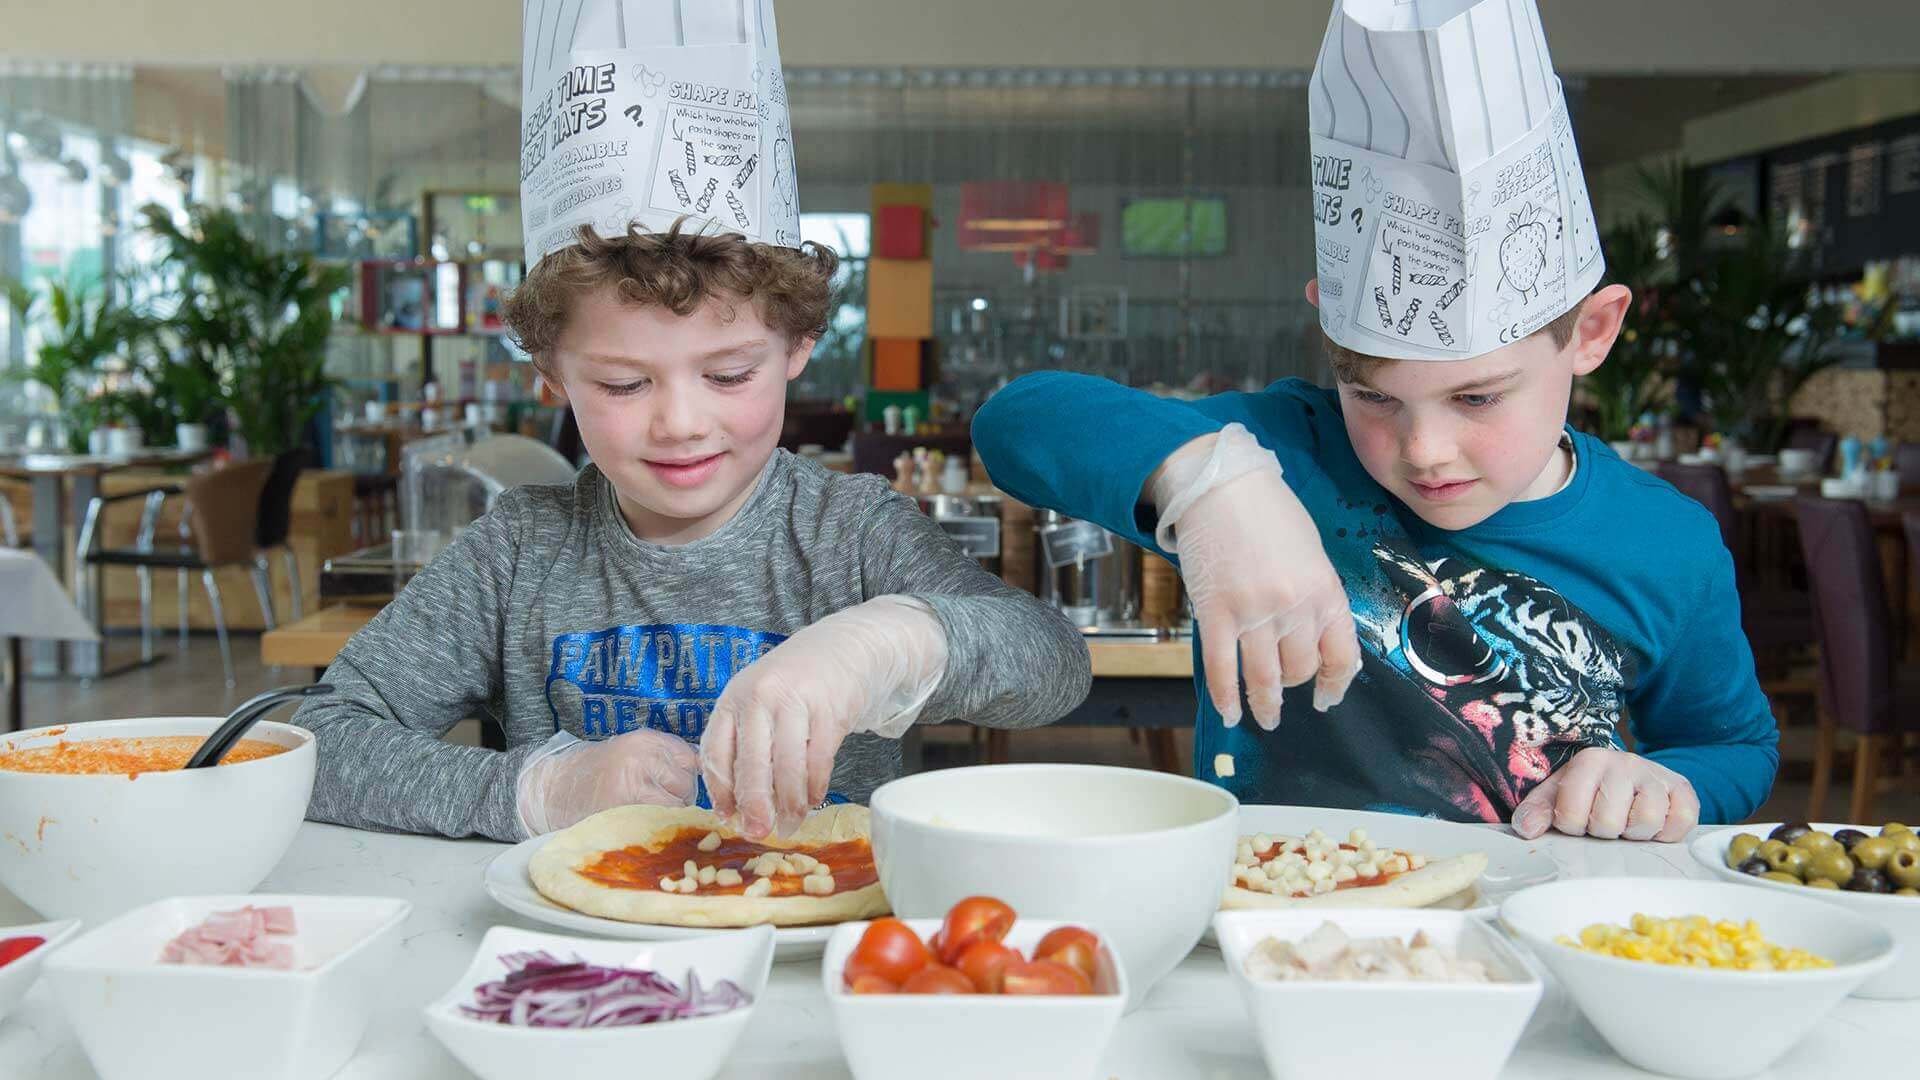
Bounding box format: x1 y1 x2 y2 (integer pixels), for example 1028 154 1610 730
1751 111 1920 276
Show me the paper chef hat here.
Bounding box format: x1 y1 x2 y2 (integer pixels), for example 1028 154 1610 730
519 0 800 267
1307 0 1604 362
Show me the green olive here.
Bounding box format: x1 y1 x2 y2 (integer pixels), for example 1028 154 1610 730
1771 822 1814 844
1758 839 1792 863
1728 833 1763 866
1807 877 1841 890
1807 850 1856 886
1766 846 1811 878
1791 831 1843 856
1881 823 1914 838
1888 833 1920 858
1897 888 1920 898
1852 836 1895 871
1887 850 1920 890
1761 871 1805 886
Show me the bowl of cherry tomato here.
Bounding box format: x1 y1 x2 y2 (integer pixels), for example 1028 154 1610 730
821 896 1126 1080
0 918 79 1024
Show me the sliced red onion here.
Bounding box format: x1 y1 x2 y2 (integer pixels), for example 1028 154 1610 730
458 951 751 1029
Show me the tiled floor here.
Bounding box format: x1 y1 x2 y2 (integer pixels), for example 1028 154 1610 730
10 632 1917 827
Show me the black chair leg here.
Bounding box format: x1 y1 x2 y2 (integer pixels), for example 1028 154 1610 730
8 636 21 732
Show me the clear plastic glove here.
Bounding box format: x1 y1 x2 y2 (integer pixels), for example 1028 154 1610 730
1512 747 1699 842
515 728 701 838
700 595 948 840
1150 423 1361 730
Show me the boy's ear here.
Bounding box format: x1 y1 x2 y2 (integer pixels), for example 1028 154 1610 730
1305 278 1322 310
537 368 570 406
784 334 817 381
1567 284 1632 378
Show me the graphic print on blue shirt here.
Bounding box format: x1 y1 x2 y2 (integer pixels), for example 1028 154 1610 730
544 623 787 740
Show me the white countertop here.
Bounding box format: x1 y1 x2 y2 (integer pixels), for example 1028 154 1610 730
1 823 1911 1078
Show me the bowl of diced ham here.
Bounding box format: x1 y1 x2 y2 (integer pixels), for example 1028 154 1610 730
0 716 317 923
42 895 409 1080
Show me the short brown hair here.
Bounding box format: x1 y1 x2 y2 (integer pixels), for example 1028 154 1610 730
504 219 838 374
1324 295 1586 384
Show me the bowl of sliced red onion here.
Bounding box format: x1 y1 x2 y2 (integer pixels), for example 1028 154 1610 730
424 923 773 1080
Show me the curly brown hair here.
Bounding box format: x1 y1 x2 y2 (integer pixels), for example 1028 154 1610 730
504 219 839 374
1325 295 1587 385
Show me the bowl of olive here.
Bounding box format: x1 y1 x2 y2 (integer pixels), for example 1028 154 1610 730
1691 822 1920 999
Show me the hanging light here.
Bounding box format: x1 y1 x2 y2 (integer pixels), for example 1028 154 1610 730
61 157 89 183
98 146 132 187
959 180 1069 231
0 171 31 225
18 116 64 162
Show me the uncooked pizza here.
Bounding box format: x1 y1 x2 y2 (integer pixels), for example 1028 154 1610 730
528 804 890 928
1220 827 1487 909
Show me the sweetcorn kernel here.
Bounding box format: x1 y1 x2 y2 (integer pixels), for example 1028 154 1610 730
1555 913 1831 972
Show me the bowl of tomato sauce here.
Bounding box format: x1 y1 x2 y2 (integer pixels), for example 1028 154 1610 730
0 717 315 923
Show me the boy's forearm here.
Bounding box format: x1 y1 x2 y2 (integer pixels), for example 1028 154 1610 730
910 592 1092 730
297 655 540 840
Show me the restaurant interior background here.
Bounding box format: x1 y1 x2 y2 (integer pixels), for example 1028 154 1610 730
4 0 1920 823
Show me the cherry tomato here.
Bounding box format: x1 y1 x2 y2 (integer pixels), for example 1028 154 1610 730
0 936 43 968
843 918 931 986
900 963 976 994
847 973 899 994
954 940 1019 994
1001 956 1092 996
1033 926 1101 985
936 897 1015 965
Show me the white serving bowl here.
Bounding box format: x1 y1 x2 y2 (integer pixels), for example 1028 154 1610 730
1214 909 1541 1080
1691 823 1920 999
43 894 408 1080
425 924 773 1080
1501 878 1896 1080
868 763 1238 1011
0 917 79 1023
1777 448 1817 477
0 716 316 923
823 917 1126 1080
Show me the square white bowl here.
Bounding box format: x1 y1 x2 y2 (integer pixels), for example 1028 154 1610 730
424 924 773 1080
1213 909 1542 1080
1691 823 1920 999
0 917 79 1023
822 917 1127 1080
42 894 409 1080
1501 878 1897 1080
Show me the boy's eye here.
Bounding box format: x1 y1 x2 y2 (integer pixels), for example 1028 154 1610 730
708 368 758 387
1456 392 1505 409
600 378 649 397
1351 389 1395 406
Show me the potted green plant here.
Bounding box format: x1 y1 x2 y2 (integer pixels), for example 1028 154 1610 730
140 204 349 459
1584 216 1675 456
1 274 155 454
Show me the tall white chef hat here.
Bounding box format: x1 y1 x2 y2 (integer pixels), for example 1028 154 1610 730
1307 0 1604 361
519 0 800 268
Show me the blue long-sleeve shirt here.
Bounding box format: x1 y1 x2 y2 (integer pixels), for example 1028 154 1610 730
974 373 1776 825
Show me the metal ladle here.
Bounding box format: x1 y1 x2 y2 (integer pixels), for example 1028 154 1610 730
184 684 335 769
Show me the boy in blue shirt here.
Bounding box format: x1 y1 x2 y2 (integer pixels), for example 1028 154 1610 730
973 0 1774 841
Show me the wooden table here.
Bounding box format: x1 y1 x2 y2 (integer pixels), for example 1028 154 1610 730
0 448 213 676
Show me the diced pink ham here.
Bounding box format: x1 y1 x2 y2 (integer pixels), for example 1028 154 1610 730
159 905 300 969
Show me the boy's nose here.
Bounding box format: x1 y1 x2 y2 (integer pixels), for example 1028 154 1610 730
649 383 711 444
1400 415 1457 470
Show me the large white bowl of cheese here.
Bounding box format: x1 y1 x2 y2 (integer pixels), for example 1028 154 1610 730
0 717 315 923
868 763 1238 1011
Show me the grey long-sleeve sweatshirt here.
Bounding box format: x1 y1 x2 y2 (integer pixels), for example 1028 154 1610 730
292 449 1092 841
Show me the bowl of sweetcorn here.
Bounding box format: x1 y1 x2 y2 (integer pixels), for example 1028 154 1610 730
1501 878 1895 1080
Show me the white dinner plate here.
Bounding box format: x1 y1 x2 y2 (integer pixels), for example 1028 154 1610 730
483 835 836 960
1197 805 1560 946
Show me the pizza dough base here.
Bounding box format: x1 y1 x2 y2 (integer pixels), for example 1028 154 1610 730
1220 851 1488 910
529 804 890 927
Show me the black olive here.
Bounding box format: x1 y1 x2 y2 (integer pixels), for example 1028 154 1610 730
1770 822 1814 844
1738 856 1771 877
1849 867 1893 894
1834 829 1871 851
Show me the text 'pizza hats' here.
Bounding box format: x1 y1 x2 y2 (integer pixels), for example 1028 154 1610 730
519 0 800 268
1308 0 1604 362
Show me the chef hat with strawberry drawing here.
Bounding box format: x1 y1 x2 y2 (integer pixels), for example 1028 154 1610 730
1306 0 1604 361
518 0 801 268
